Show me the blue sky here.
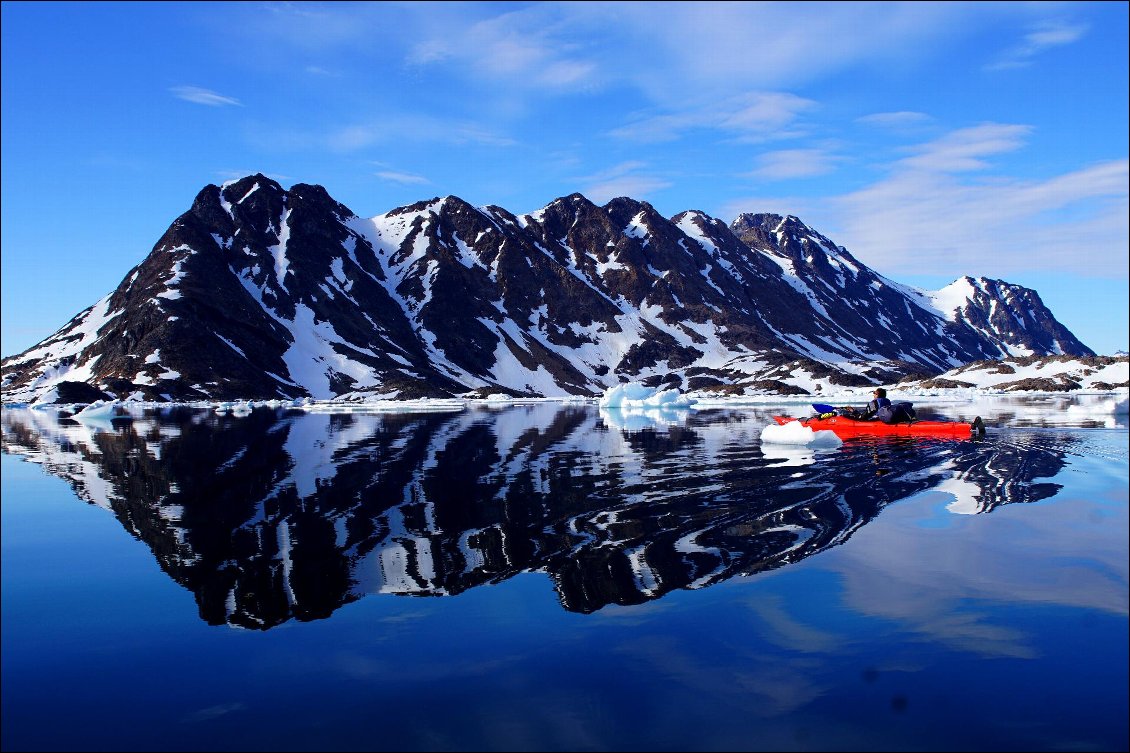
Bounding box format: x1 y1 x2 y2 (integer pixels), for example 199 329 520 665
2 1 1127 357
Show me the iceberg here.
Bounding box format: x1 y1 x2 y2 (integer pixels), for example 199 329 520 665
598 382 696 410
71 400 122 432
597 382 697 432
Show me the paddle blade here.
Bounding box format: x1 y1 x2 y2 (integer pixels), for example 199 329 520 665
812 403 837 414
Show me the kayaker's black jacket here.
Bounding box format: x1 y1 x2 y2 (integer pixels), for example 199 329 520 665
859 396 891 420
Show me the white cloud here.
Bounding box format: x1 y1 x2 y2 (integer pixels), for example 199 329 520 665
719 92 819 142
584 176 673 205
539 59 598 88
407 39 453 65
610 92 817 144
398 2 1008 113
240 2 1065 95
748 149 838 180
579 162 671 204
222 3 1094 137
326 117 516 151
406 4 601 93
722 120 1128 283
376 171 430 185
829 157 1129 278
856 111 933 128
898 123 1032 173
573 1 1005 99
987 20 1089 71
170 86 242 107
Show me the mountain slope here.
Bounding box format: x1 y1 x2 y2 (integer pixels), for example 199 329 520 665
1 174 1095 404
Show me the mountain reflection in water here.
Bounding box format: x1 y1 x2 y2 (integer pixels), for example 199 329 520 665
1 404 1070 630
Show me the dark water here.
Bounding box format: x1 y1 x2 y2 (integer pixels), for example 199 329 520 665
2 401 1127 752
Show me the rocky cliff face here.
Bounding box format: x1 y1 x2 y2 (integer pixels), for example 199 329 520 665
0 174 1094 404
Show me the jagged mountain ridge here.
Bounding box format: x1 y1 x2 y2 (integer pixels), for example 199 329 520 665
1 173 1093 403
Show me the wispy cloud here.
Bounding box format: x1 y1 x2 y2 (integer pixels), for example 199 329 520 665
898 123 1031 173
579 162 671 204
830 156 1128 278
574 2 1002 99
170 86 242 107
720 92 818 141
856 111 933 128
610 92 817 144
987 20 1088 71
326 117 515 152
747 149 839 180
722 124 1128 282
406 4 601 92
401 1 988 107
375 170 430 185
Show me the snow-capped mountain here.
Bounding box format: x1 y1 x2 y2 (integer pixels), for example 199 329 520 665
1 174 1094 404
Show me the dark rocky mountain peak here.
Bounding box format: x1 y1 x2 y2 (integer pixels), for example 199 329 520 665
934 276 1092 356
1 175 1095 405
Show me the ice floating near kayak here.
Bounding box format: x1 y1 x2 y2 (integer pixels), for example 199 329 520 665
760 420 843 448
599 382 696 409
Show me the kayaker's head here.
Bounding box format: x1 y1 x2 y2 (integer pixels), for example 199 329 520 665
873 387 886 398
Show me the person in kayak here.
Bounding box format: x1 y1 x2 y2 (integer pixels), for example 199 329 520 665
839 388 891 420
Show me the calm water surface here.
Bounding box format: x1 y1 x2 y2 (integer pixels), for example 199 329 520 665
2 398 1127 752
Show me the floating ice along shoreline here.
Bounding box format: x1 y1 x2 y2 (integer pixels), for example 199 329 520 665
596 382 698 431
9 383 1127 419
69 399 123 430
598 382 697 409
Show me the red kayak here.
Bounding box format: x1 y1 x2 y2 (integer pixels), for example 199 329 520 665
773 414 985 439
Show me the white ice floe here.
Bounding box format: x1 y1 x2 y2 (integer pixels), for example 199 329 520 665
759 419 843 448
72 400 120 427
214 400 254 416
298 398 466 414
598 382 697 409
597 382 697 432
